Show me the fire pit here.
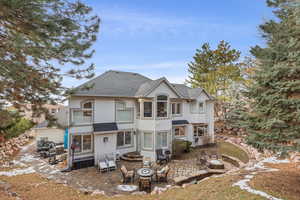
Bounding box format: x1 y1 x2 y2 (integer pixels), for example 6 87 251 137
208 159 225 169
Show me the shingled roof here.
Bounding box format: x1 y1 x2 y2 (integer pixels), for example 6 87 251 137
72 70 213 100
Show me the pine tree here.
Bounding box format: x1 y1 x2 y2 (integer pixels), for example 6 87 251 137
0 0 100 119
243 0 300 152
186 40 243 101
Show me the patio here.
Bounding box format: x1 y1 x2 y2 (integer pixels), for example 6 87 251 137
62 145 234 196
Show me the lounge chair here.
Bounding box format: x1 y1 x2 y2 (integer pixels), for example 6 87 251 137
98 157 109 173
120 165 135 183
105 153 117 171
156 165 170 183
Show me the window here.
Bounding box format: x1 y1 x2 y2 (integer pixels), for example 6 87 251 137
136 102 140 118
193 126 208 137
116 102 133 122
72 109 93 124
199 102 205 113
174 127 185 137
171 103 181 115
157 95 168 118
190 101 197 113
73 135 82 153
72 101 93 124
72 134 92 153
143 101 152 118
83 135 92 151
157 132 168 148
117 131 132 147
143 132 153 149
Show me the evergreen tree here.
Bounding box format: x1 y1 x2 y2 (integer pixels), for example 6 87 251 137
243 0 300 152
186 40 243 101
0 0 100 119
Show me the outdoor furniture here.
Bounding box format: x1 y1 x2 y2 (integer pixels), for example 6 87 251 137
99 158 109 173
208 159 225 169
105 153 117 171
156 165 170 183
138 176 152 193
156 149 169 164
120 165 135 183
142 157 152 168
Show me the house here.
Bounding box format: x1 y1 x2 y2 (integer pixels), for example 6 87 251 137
67 70 215 168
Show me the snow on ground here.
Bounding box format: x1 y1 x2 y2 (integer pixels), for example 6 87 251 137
0 167 36 176
233 156 289 200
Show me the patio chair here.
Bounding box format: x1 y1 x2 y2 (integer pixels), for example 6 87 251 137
196 156 207 169
156 165 170 183
105 153 117 171
98 157 109 173
120 165 135 183
156 149 168 164
139 176 152 193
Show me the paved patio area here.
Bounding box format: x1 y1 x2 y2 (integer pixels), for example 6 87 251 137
2 142 234 196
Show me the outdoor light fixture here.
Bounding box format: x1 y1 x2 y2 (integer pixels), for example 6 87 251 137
103 137 108 143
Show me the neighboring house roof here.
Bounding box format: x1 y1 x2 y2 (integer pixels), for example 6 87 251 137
93 122 118 132
172 120 189 125
73 70 214 100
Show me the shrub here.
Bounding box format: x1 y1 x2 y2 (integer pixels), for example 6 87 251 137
172 139 192 157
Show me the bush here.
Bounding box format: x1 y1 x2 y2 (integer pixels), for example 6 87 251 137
5 118 34 139
172 139 192 157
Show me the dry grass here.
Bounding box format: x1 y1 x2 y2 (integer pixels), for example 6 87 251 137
0 173 266 200
250 162 300 200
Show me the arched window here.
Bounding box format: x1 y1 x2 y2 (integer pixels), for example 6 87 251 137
157 95 168 118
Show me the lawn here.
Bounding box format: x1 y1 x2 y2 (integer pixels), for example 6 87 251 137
217 141 249 163
0 173 266 200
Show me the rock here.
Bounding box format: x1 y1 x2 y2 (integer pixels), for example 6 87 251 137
91 190 105 196
132 191 147 195
10 192 18 197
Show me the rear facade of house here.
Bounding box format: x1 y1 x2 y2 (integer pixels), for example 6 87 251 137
67 70 215 168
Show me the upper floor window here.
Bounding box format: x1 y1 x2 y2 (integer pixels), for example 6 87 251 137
143 101 152 118
171 103 181 115
72 100 93 124
116 102 133 123
136 102 140 118
157 95 168 118
199 101 205 113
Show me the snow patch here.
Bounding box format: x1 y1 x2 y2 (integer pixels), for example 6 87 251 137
233 156 289 200
0 167 35 176
117 185 138 192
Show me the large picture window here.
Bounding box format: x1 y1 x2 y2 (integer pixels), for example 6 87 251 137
157 132 168 148
116 102 133 122
157 95 168 118
143 132 153 149
72 134 92 153
143 101 152 118
117 131 132 147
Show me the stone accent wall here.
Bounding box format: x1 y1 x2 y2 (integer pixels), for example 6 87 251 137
0 130 34 164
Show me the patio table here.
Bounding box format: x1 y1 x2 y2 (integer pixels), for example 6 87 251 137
137 168 154 177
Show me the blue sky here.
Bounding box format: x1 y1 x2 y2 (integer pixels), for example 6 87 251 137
63 0 274 87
